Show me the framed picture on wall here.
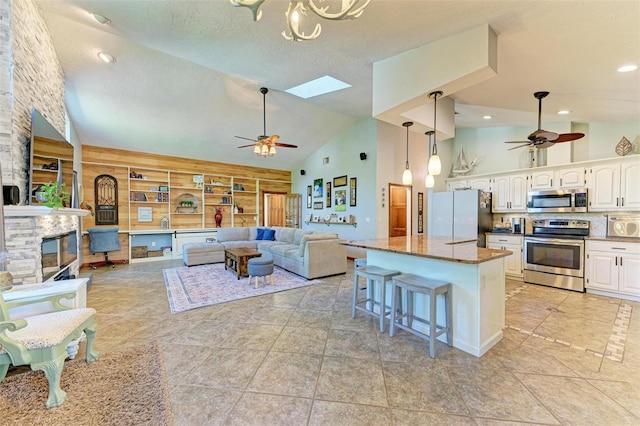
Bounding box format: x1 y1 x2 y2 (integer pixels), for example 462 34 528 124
349 177 357 207
313 179 323 198
326 182 332 207
335 189 347 211
333 175 348 187
417 192 424 233
307 185 312 208
313 201 323 210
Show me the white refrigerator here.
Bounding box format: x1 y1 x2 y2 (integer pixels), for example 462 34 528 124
428 189 492 247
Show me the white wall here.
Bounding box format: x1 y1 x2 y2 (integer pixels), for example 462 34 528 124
452 121 640 176
293 118 378 243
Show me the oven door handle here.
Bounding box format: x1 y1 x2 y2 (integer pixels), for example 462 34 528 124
525 237 584 246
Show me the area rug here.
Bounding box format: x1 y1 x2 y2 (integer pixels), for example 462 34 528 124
163 263 322 314
0 341 172 425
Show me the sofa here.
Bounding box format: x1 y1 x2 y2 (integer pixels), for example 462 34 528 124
184 226 347 280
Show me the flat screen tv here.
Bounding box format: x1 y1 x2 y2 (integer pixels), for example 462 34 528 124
28 108 76 206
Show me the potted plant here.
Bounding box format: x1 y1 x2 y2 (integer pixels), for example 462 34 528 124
36 181 69 208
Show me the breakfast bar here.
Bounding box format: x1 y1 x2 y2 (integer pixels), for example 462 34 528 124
343 236 511 357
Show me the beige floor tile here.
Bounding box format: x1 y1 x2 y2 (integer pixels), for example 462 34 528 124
516 373 639 425
488 342 580 376
316 356 387 407
224 393 312 426
309 400 391 426
446 368 559 424
532 312 614 353
288 308 334 329
587 378 640 418
324 328 380 360
247 351 322 398
271 326 328 355
170 385 242 426
383 361 469 415
185 347 267 389
218 323 284 350
391 409 475 425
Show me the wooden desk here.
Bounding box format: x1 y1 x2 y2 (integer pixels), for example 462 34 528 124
224 248 262 279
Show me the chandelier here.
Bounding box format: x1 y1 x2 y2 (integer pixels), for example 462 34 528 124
230 0 371 41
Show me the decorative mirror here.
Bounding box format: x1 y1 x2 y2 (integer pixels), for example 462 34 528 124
94 174 119 225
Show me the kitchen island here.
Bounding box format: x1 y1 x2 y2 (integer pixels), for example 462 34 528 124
343 236 511 357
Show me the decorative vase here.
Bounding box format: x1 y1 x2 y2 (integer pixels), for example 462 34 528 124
234 206 239 214
215 212 223 228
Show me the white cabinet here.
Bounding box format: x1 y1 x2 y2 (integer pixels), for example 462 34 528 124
487 234 523 278
447 179 469 191
468 177 491 192
586 240 640 299
492 173 527 212
588 160 640 211
530 167 585 190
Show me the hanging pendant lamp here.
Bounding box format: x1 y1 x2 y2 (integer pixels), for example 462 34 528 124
425 130 435 188
427 91 443 176
402 121 413 185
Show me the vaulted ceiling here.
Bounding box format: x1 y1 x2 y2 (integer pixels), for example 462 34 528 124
35 0 640 170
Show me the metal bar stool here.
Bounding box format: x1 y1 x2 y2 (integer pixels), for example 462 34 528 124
390 273 452 358
352 259 401 332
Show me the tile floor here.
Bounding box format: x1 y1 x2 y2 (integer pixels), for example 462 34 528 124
80 260 639 425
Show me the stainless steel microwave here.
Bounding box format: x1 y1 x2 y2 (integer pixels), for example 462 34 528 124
527 189 588 213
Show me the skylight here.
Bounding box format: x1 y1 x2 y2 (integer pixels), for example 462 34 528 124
285 76 351 99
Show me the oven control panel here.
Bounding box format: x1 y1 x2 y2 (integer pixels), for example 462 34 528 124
532 219 590 229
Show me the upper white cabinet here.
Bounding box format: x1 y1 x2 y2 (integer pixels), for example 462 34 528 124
492 173 527 212
447 179 469 191
588 159 640 211
469 177 492 192
530 167 585 190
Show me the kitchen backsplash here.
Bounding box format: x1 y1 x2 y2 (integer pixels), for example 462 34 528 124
494 212 640 238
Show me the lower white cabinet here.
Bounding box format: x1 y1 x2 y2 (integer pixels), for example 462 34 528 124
487 234 523 278
586 240 640 299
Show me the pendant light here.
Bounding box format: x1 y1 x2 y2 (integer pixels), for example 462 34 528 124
425 130 435 188
402 121 413 185
427 91 443 176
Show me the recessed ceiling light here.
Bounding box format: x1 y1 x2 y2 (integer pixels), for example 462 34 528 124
285 76 351 99
97 52 116 63
482 115 492 120
91 13 111 24
617 64 638 73
557 110 571 115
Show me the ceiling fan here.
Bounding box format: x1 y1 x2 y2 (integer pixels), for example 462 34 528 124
505 91 585 151
236 87 298 157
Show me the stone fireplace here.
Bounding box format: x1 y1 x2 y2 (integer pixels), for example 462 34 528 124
3 206 88 284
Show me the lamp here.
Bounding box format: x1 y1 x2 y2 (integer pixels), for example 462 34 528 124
230 0 371 41
402 121 413 185
427 90 443 176
425 130 435 188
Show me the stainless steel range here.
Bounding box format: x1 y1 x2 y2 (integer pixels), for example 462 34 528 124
524 219 590 292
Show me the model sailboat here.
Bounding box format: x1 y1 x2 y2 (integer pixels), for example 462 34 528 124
452 146 477 176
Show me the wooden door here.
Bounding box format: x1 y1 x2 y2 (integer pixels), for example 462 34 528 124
389 184 410 237
265 194 285 226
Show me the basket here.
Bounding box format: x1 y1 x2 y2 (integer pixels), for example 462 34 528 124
147 250 163 257
132 246 148 258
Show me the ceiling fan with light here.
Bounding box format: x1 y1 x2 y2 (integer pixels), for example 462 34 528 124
505 91 585 151
236 87 298 157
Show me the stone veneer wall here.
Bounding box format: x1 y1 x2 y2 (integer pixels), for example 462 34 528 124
0 0 66 197
4 214 79 284
1 0 72 284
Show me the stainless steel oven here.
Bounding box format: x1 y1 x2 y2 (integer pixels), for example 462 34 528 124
527 188 588 213
523 219 589 292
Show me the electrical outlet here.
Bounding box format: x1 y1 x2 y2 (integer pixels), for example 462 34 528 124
151 241 156 247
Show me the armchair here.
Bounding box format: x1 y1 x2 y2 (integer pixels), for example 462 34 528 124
0 288 98 408
88 227 127 269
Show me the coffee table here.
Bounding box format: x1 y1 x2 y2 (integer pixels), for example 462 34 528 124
224 248 262 280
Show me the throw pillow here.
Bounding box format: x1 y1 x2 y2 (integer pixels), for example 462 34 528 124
256 228 265 240
263 229 276 241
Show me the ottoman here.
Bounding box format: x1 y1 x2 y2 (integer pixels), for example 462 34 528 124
247 255 275 289
183 242 225 266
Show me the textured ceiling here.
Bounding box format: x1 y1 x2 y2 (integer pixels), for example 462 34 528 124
34 0 640 170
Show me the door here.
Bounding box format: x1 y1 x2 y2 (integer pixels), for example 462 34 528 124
509 174 528 211
264 193 286 227
492 176 509 212
430 191 453 237
389 184 410 237
620 161 640 210
619 254 640 295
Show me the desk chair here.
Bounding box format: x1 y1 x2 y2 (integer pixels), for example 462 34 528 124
87 227 126 269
